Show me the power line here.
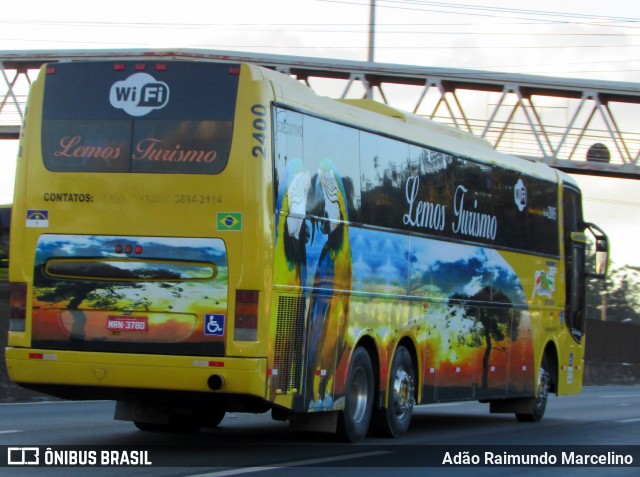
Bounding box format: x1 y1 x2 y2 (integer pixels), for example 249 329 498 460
320 0 640 25
4 19 640 39
391 0 640 23
189 44 640 50
4 19 638 30
585 197 640 208
1 1 638 79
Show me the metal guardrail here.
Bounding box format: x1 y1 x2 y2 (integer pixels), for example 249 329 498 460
1 48 639 178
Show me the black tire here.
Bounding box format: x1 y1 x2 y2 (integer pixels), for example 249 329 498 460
372 346 415 437
134 415 202 433
516 354 552 422
336 347 375 442
204 409 226 429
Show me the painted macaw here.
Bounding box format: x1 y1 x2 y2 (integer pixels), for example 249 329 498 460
275 158 311 288
306 159 352 408
273 158 310 393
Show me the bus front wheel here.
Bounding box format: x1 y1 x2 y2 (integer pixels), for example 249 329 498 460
337 347 374 442
516 354 552 422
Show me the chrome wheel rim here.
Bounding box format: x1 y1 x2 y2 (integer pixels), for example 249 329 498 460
392 366 414 418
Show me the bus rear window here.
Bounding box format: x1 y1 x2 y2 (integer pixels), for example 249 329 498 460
41 61 239 174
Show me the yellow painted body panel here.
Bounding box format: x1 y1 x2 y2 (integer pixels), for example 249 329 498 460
6 347 267 398
8 63 278 401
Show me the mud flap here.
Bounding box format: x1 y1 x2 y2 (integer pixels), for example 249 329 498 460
288 410 339 434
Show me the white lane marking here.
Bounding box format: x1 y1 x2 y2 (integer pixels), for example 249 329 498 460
617 418 640 423
0 400 112 406
186 450 391 477
0 430 22 434
599 394 640 399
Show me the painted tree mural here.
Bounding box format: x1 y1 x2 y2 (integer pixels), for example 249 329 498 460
447 286 519 390
34 262 183 339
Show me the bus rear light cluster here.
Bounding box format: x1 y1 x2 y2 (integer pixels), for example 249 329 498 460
114 244 143 255
113 63 168 72
9 282 27 332
234 290 259 341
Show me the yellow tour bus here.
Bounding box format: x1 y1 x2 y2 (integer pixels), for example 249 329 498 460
6 60 608 442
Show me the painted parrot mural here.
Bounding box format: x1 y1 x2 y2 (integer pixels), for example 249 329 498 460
305 159 352 409
274 158 311 288
273 158 311 393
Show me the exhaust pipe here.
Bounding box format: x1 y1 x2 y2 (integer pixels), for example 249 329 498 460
207 374 225 391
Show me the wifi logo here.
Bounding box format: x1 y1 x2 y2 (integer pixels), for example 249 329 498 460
109 73 170 117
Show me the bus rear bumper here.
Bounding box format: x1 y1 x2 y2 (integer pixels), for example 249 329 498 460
5 347 268 400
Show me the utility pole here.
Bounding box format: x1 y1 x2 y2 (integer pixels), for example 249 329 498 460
366 0 376 99
368 0 376 63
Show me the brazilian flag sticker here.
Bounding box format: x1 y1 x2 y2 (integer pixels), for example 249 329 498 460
217 212 242 231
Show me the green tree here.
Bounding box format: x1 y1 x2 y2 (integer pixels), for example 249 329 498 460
586 253 640 324
603 266 640 324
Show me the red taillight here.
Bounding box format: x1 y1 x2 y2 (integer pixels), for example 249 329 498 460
235 315 257 329
134 63 146 71
236 290 259 304
46 66 56 75
114 63 126 71
155 63 167 72
235 290 259 341
228 66 241 75
9 282 27 332
115 243 143 255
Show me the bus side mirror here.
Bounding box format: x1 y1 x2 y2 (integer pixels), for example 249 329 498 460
584 222 609 279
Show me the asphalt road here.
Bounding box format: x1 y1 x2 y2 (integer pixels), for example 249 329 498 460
1 386 639 476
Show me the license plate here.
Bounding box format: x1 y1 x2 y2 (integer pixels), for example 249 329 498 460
107 316 148 332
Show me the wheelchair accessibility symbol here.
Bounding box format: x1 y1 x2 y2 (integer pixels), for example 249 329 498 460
204 314 225 336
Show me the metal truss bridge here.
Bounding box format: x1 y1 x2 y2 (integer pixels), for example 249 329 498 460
1 49 639 178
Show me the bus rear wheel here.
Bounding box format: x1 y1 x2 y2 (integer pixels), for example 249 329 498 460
516 354 552 422
337 347 374 442
372 346 415 437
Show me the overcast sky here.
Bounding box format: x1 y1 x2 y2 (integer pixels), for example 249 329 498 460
1 0 639 267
